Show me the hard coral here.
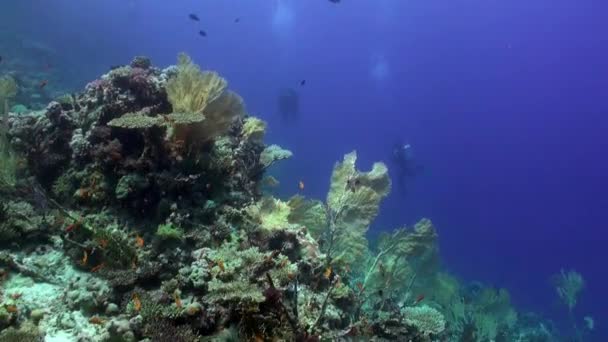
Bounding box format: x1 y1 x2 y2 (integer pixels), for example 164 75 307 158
402 305 446 336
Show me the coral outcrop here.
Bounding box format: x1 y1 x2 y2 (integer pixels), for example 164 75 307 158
0 55 559 341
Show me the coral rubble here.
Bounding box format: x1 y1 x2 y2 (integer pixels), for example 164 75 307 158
0 55 558 341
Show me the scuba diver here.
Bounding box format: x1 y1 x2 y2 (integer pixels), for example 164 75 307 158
391 142 423 196
277 87 299 122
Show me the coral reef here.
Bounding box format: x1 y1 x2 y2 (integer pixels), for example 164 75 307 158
0 55 560 341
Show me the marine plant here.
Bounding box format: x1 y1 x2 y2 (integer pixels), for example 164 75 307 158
156 222 184 240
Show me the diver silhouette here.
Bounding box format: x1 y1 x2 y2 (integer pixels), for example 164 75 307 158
277 87 299 122
390 142 422 196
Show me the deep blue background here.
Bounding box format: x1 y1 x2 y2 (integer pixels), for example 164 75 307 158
4 0 607 339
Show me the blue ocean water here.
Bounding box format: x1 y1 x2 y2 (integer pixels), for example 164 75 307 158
2 0 607 340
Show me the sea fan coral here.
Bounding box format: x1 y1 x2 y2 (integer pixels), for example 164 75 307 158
325 151 391 265
166 53 227 114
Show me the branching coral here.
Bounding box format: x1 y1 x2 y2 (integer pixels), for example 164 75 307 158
202 235 296 307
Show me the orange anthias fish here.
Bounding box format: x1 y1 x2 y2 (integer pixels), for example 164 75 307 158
299 180 305 191
65 222 79 233
98 238 109 249
39 80 48 89
89 316 105 325
323 266 332 279
5 305 18 313
91 263 105 273
132 293 142 312
173 291 182 308
81 250 88 266
135 235 144 248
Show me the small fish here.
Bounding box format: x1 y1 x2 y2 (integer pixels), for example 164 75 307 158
91 263 105 273
323 266 332 279
65 223 78 233
135 235 144 248
414 294 425 304
39 80 48 89
300 79 306 86
132 293 142 312
188 13 200 21
299 180 305 191
234 17 240 23
89 316 105 325
198 30 207 37
5 305 18 313
173 291 183 308
81 250 88 266
98 238 109 249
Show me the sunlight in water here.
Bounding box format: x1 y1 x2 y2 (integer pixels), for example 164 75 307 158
370 53 390 82
271 0 295 38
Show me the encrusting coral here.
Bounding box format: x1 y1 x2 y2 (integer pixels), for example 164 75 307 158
0 55 559 341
